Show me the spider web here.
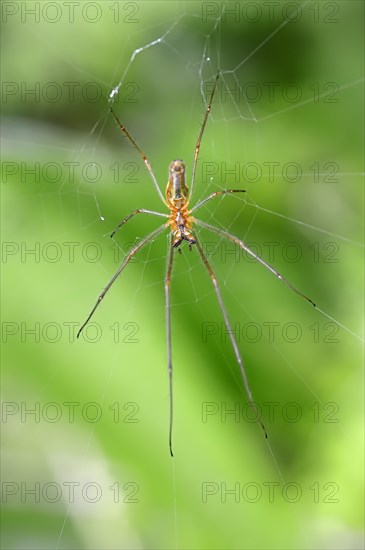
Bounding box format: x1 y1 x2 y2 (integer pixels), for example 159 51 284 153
2 2 364 549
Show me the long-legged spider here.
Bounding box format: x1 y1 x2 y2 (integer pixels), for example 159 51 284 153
77 72 316 456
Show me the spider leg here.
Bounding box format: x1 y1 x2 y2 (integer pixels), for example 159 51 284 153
191 189 246 213
189 71 220 202
111 108 167 206
165 236 175 456
110 209 168 238
195 218 316 308
77 223 168 338
194 235 267 439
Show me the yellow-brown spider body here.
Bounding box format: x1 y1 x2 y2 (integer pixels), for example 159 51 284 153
166 160 196 248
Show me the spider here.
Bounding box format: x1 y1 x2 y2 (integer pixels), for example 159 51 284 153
77 72 316 456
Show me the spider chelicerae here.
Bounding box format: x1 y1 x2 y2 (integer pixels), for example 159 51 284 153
77 72 316 456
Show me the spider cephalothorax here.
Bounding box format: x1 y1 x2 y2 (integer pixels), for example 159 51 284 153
166 160 196 249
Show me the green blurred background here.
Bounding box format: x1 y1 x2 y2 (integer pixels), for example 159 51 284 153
1 1 364 548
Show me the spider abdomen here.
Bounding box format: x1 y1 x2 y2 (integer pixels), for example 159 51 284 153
166 159 189 204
